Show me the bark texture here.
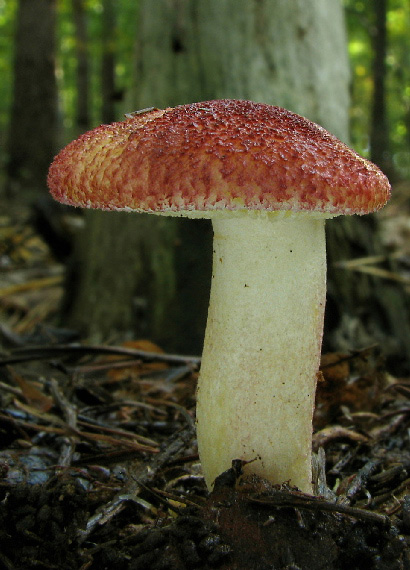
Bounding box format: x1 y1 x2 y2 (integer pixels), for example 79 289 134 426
6 0 57 196
132 0 349 139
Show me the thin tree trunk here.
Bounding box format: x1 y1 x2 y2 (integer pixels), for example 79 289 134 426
72 0 90 130
370 0 390 175
101 0 116 124
6 0 57 196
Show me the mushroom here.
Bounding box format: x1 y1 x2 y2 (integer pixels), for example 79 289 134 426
48 99 390 493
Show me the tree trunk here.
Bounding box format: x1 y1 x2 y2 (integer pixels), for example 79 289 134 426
131 0 349 139
6 0 57 196
72 0 90 130
101 0 116 124
66 0 408 371
370 0 390 175
67 0 348 348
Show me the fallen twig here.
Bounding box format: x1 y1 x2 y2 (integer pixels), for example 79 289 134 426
51 378 78 467
249 487 391 527
0 410 158 453
0 343 201 367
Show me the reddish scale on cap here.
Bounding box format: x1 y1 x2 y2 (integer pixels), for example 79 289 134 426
48 99 390 215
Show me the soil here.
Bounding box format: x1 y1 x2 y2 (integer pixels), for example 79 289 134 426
0 474 407 570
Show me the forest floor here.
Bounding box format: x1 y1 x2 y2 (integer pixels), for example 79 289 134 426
1 197 410 569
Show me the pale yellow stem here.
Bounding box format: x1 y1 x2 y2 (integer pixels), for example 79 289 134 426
196 213 327 493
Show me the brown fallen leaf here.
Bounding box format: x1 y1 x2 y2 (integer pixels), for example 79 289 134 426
9 368 54 412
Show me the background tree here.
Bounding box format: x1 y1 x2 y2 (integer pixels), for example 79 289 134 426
72 0 90 131
101 0 117 124
66 0 352 355
370 0 390 176
5 0 57 196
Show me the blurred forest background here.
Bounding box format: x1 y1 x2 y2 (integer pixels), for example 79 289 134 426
1 0 410 373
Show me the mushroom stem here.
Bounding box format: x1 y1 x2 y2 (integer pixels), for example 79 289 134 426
196 213 328 493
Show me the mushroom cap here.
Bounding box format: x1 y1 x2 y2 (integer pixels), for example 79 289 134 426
48 99 390 216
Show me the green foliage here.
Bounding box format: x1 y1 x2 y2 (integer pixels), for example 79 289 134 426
57 0 138 139
345 0 410 177
344 0 373 155
0 0 17 140
387 0 410 176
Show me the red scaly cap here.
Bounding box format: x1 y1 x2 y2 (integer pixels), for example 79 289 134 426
48 99 390 216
